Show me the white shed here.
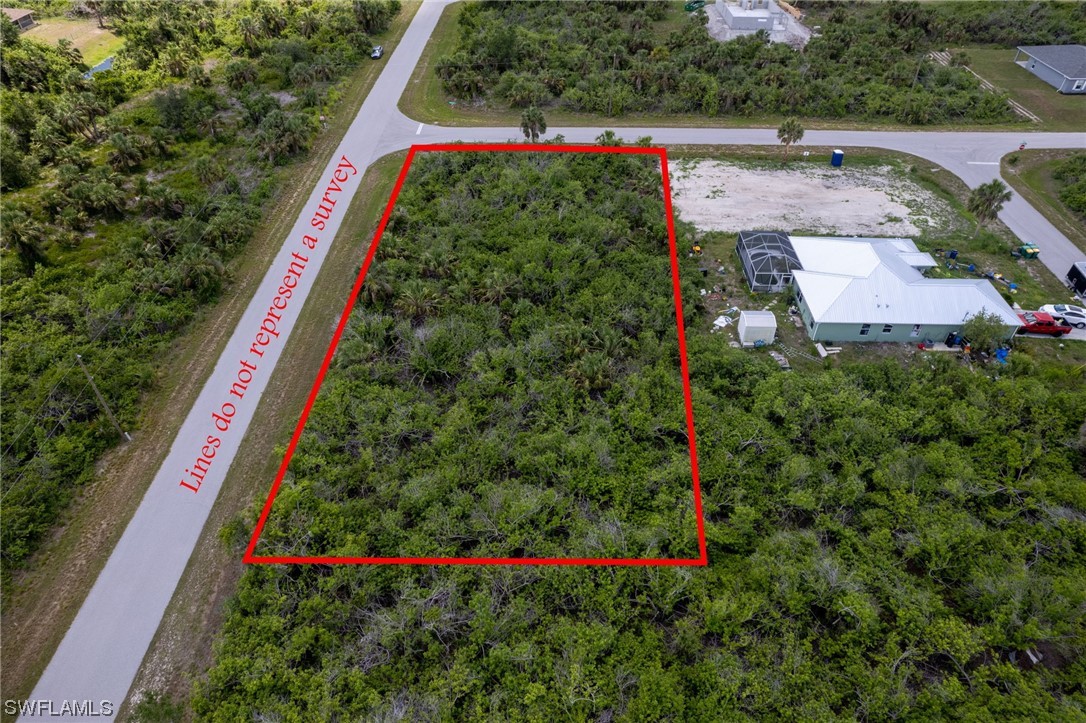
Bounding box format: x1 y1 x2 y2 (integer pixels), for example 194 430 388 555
738 310 777 347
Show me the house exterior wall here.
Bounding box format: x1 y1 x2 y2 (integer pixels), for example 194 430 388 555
795 299 1017 343
807 321 955 343
1018 57 1084 92
1058 76 1086 94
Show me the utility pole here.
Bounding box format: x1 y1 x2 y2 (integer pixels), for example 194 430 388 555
75 354 132 442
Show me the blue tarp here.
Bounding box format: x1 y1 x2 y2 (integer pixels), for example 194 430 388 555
82 56 114 79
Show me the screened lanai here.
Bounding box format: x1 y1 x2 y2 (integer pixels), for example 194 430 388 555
736 230 803 293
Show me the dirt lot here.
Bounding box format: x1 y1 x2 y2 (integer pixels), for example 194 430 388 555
24 17 123 66
669 159 956 237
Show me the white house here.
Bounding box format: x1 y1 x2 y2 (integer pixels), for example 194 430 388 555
789 236 1020 343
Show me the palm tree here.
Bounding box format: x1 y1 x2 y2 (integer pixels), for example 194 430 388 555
147 127 174 158
143 185 184 218
282 113 314 156
395 279 439 320
193 156 222 185
107 132 145 171
237 16 264 52
2 208 48 274
297 9 319 38
88 180 126 217
359 269 394 307
225 59 257 90
260 5 287 37
478 269 514 302
289 63 316 88
160 46 189 78
352 0 384 33
176 244 226 301
30 117 67 162
777 117 804 161
520 106 547 143
967 180 1012 237
570 352 610 392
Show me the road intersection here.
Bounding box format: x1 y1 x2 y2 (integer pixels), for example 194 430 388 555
25 1 1085 718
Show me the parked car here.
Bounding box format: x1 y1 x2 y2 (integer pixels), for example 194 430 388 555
1039 303 1086 329
1017 312 1073 336
371 45 384 59
684 0 707 10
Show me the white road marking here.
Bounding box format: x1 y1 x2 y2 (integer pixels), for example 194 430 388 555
416 122 424 135
966 161 1000 165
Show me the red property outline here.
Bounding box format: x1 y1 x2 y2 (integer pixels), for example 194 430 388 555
244 143 707 567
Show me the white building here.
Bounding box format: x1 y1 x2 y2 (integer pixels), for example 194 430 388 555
738 310 777 347
789 236 1020 343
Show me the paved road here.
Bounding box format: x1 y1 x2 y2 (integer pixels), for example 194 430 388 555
27 0 1084 718
394 124 1086 283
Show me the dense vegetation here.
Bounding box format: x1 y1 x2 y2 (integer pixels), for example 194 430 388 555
257 149 700 560
435 0 1086 124
198 150 1086 720
0 0 400 581
1052 152 1086 219
864 0 1086 46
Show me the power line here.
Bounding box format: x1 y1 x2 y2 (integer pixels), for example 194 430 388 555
75 354 131 442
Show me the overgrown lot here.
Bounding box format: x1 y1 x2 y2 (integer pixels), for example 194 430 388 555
253 150 702 561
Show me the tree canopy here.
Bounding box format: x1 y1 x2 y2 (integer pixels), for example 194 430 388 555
425 0 1086 124
0 0 401 584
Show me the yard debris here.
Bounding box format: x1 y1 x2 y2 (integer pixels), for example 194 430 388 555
768 350 792 370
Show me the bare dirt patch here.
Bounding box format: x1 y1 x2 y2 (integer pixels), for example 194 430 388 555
669 159 955 237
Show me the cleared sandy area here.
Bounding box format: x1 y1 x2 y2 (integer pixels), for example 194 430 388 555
669 160 954 237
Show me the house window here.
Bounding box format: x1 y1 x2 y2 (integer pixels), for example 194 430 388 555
910 324 922 337
859 324 871 336
882 324 893 334
1074 80 1086 91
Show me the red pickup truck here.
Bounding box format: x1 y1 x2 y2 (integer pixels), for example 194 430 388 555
1017 312 1073 337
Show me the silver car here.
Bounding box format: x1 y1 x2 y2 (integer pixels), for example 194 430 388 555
371 45 384 59
1040 303 1086 329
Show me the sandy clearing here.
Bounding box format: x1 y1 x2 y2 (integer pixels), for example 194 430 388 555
669 160 954 237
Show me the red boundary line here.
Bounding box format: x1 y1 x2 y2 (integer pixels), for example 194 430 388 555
244 143 707 567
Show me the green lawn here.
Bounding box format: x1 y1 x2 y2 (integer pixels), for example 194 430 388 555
1002 149 1086 254
956 47 1086 132
24 17 124 66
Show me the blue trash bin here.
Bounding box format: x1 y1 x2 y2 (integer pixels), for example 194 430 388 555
831 149 844 167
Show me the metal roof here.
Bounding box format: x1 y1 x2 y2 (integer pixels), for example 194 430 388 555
791 237 1020 328
2 7 33 21
1017 45 1086 79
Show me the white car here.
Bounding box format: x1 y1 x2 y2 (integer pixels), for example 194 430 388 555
1040 303 1086 329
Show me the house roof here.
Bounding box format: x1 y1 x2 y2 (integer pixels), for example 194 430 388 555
739 310 777 326
1017 45 1086 79
791 236 1020 328
2 8 33 22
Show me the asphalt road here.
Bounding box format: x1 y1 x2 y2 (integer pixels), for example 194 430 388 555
398 124 1086 283
26 1 1085 718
